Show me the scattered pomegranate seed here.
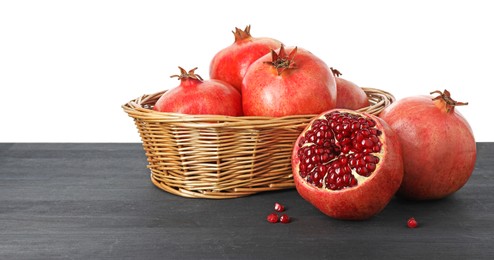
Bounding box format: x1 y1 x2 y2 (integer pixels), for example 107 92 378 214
280 214 290 223
407 217 418 228
267 203 291 224
267 213 279 223
274 202 285 212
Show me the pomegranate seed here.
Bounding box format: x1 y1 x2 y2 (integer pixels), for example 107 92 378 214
274 202 285 212
280 214 290 223
364 155 377 163
366 163 376 172
350 121 359 129
361 138 374 148
356 166 369 177
339 156 348 165
407 217 418 228
356 158 366 167
267 213 278 223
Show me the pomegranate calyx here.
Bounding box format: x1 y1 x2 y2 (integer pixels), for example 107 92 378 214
233 25 252 42
170 66 204 82
330 67 342 78
264 44 297 75
430 89 468 113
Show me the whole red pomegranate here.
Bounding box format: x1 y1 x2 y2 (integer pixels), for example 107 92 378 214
331 68 370 110
292 110 403 220
153 67 242 116
379 90 476 200
242 45 337 117
209 25 282 91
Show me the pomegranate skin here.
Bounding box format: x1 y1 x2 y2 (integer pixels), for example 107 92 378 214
331 68 369 110
292 110 404 220
335 77 369 110
242 46 337 117
379 93 476 200
209 26 281 92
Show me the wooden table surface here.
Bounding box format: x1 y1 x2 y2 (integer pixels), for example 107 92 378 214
1 143 493 259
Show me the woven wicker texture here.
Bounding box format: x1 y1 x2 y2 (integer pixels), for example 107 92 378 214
122 88 395 199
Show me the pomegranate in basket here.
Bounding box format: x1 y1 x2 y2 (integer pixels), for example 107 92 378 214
331 67 369 110
241 44 337 117
153 67 243 116
210 25 282 92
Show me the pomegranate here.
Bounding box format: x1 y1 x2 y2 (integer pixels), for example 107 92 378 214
153 67 242 116
209 25 282 91
292 110 403 220
331 68 370 110
242 44 337 117
379 90 476 200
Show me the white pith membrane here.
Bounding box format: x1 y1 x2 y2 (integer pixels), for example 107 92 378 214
296 111 384 191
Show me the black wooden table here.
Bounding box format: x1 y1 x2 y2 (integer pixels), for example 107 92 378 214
1 143 492 259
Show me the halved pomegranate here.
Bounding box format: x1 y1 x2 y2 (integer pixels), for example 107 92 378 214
292 110 403 220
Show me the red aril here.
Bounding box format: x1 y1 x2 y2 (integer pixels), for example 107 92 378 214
241 44 337 117
274 202 285 212
331 68 370 110
153 67 242 116
209 25 282 91
292 109 403 220
407 217 418 228
267 213 279 223
280 214 290 223
379 90 476 200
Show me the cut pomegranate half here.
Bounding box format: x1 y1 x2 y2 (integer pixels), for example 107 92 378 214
292 109 404 220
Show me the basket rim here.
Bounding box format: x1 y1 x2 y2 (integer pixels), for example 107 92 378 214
122 87 394 125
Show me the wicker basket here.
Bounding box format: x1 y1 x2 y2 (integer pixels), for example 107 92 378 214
122 87 395 199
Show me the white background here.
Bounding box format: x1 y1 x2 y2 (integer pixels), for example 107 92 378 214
1 0 492 142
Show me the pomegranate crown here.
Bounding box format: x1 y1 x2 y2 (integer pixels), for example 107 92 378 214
233 25 252 42
330 67 343 78
170 66 203 81
264 44 297 76
430 89 468 113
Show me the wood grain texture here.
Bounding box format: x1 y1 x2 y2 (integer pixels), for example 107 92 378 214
0 143 493 259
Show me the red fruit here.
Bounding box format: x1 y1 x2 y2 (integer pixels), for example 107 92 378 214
210 25 282 91
380 90 476 200
267 213 279 223
153 67 242 116
407 217 418 228
241 44 337 117
292 109 403 220
331 68 370 110
274 202 285 212
280 214 290 223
